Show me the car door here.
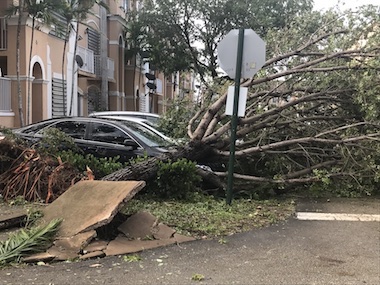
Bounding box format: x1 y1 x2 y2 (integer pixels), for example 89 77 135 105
88 121 143 162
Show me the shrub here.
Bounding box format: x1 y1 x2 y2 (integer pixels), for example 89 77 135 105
152 158 202 200
58 150 126 178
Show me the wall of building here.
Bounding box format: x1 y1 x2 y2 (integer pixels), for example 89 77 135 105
0 0 195 129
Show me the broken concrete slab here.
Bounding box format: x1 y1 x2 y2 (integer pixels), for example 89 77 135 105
104 236 174 256
104 234 196 256
83 240 109 253
0 207 28 244
22 252 55 263
54 230 97 253
117 211 157 239
47 245 79 261
0 211 27 230
104 212 195 256
41 180 145 237
2 181 197 263
0 203 45 242
118 211 176 240
11 232 98 264
153 223 176 240
172 233 196 243
21 210 196 263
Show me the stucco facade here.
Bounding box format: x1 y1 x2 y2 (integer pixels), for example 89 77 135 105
0 0 194 129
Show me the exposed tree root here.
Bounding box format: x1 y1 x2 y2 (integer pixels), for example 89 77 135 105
0 139 85 203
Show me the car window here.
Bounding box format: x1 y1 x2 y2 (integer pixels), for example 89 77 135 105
91 122 131 145
118 120 171 147
43 121 87 139
18 121 56 134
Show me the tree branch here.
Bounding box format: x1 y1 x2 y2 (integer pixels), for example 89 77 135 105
218 134 380 156
215 171 320 184
263 29 348 68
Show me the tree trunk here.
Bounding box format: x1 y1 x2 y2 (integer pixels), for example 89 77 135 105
16 1 25 127
27 17 36 125
69 21 79 116
102 156 160 181
102 142 226 187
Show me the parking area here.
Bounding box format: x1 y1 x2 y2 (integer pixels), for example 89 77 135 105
1 197 379 284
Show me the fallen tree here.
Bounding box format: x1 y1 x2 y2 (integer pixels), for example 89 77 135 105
106 3 380 197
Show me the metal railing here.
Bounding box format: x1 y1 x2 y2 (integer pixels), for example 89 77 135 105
0 77 11 111
77 46 95 74
0 17 7 50
95 55 115 80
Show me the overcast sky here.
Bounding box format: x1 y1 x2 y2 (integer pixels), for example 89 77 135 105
313 0 379 11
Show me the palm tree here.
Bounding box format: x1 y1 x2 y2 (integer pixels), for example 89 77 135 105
59 1 76 116
6 0 56 126
25 0 55 124
124 12 148 111
16 0 25 127
63 0 109 116
58 0 108 116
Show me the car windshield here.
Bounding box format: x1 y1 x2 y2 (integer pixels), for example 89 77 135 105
118 120 172 148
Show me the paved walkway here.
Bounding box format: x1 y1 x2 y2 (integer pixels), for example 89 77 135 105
1 197 379 285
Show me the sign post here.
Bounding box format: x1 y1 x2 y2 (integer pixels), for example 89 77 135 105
217 29 266 205
226 28 245 205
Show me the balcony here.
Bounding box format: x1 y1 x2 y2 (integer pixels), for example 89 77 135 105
0 77 11 111
77 46 95 74
0 17 7 50
95 56 115 81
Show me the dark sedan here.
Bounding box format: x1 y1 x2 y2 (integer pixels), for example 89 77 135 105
13 117 175 162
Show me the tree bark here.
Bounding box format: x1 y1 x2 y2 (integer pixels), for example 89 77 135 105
102 143 226 188
16 2 25 127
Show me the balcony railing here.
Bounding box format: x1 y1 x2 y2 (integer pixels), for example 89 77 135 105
76 47 114 80
0 17 7 50
0 77 11 111
95 55 115 80
77 46 95 74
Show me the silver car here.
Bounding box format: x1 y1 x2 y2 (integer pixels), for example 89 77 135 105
88 111 160 127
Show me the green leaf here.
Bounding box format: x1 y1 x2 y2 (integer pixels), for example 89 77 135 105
0 219 62 265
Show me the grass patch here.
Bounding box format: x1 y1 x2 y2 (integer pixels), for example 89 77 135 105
122 193 295 238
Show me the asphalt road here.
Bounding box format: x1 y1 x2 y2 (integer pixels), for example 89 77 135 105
1 198 379 285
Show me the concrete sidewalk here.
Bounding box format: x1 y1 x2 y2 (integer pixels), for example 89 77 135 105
1 198 379 285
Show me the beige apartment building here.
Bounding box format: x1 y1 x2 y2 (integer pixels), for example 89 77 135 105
0 0 196 128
